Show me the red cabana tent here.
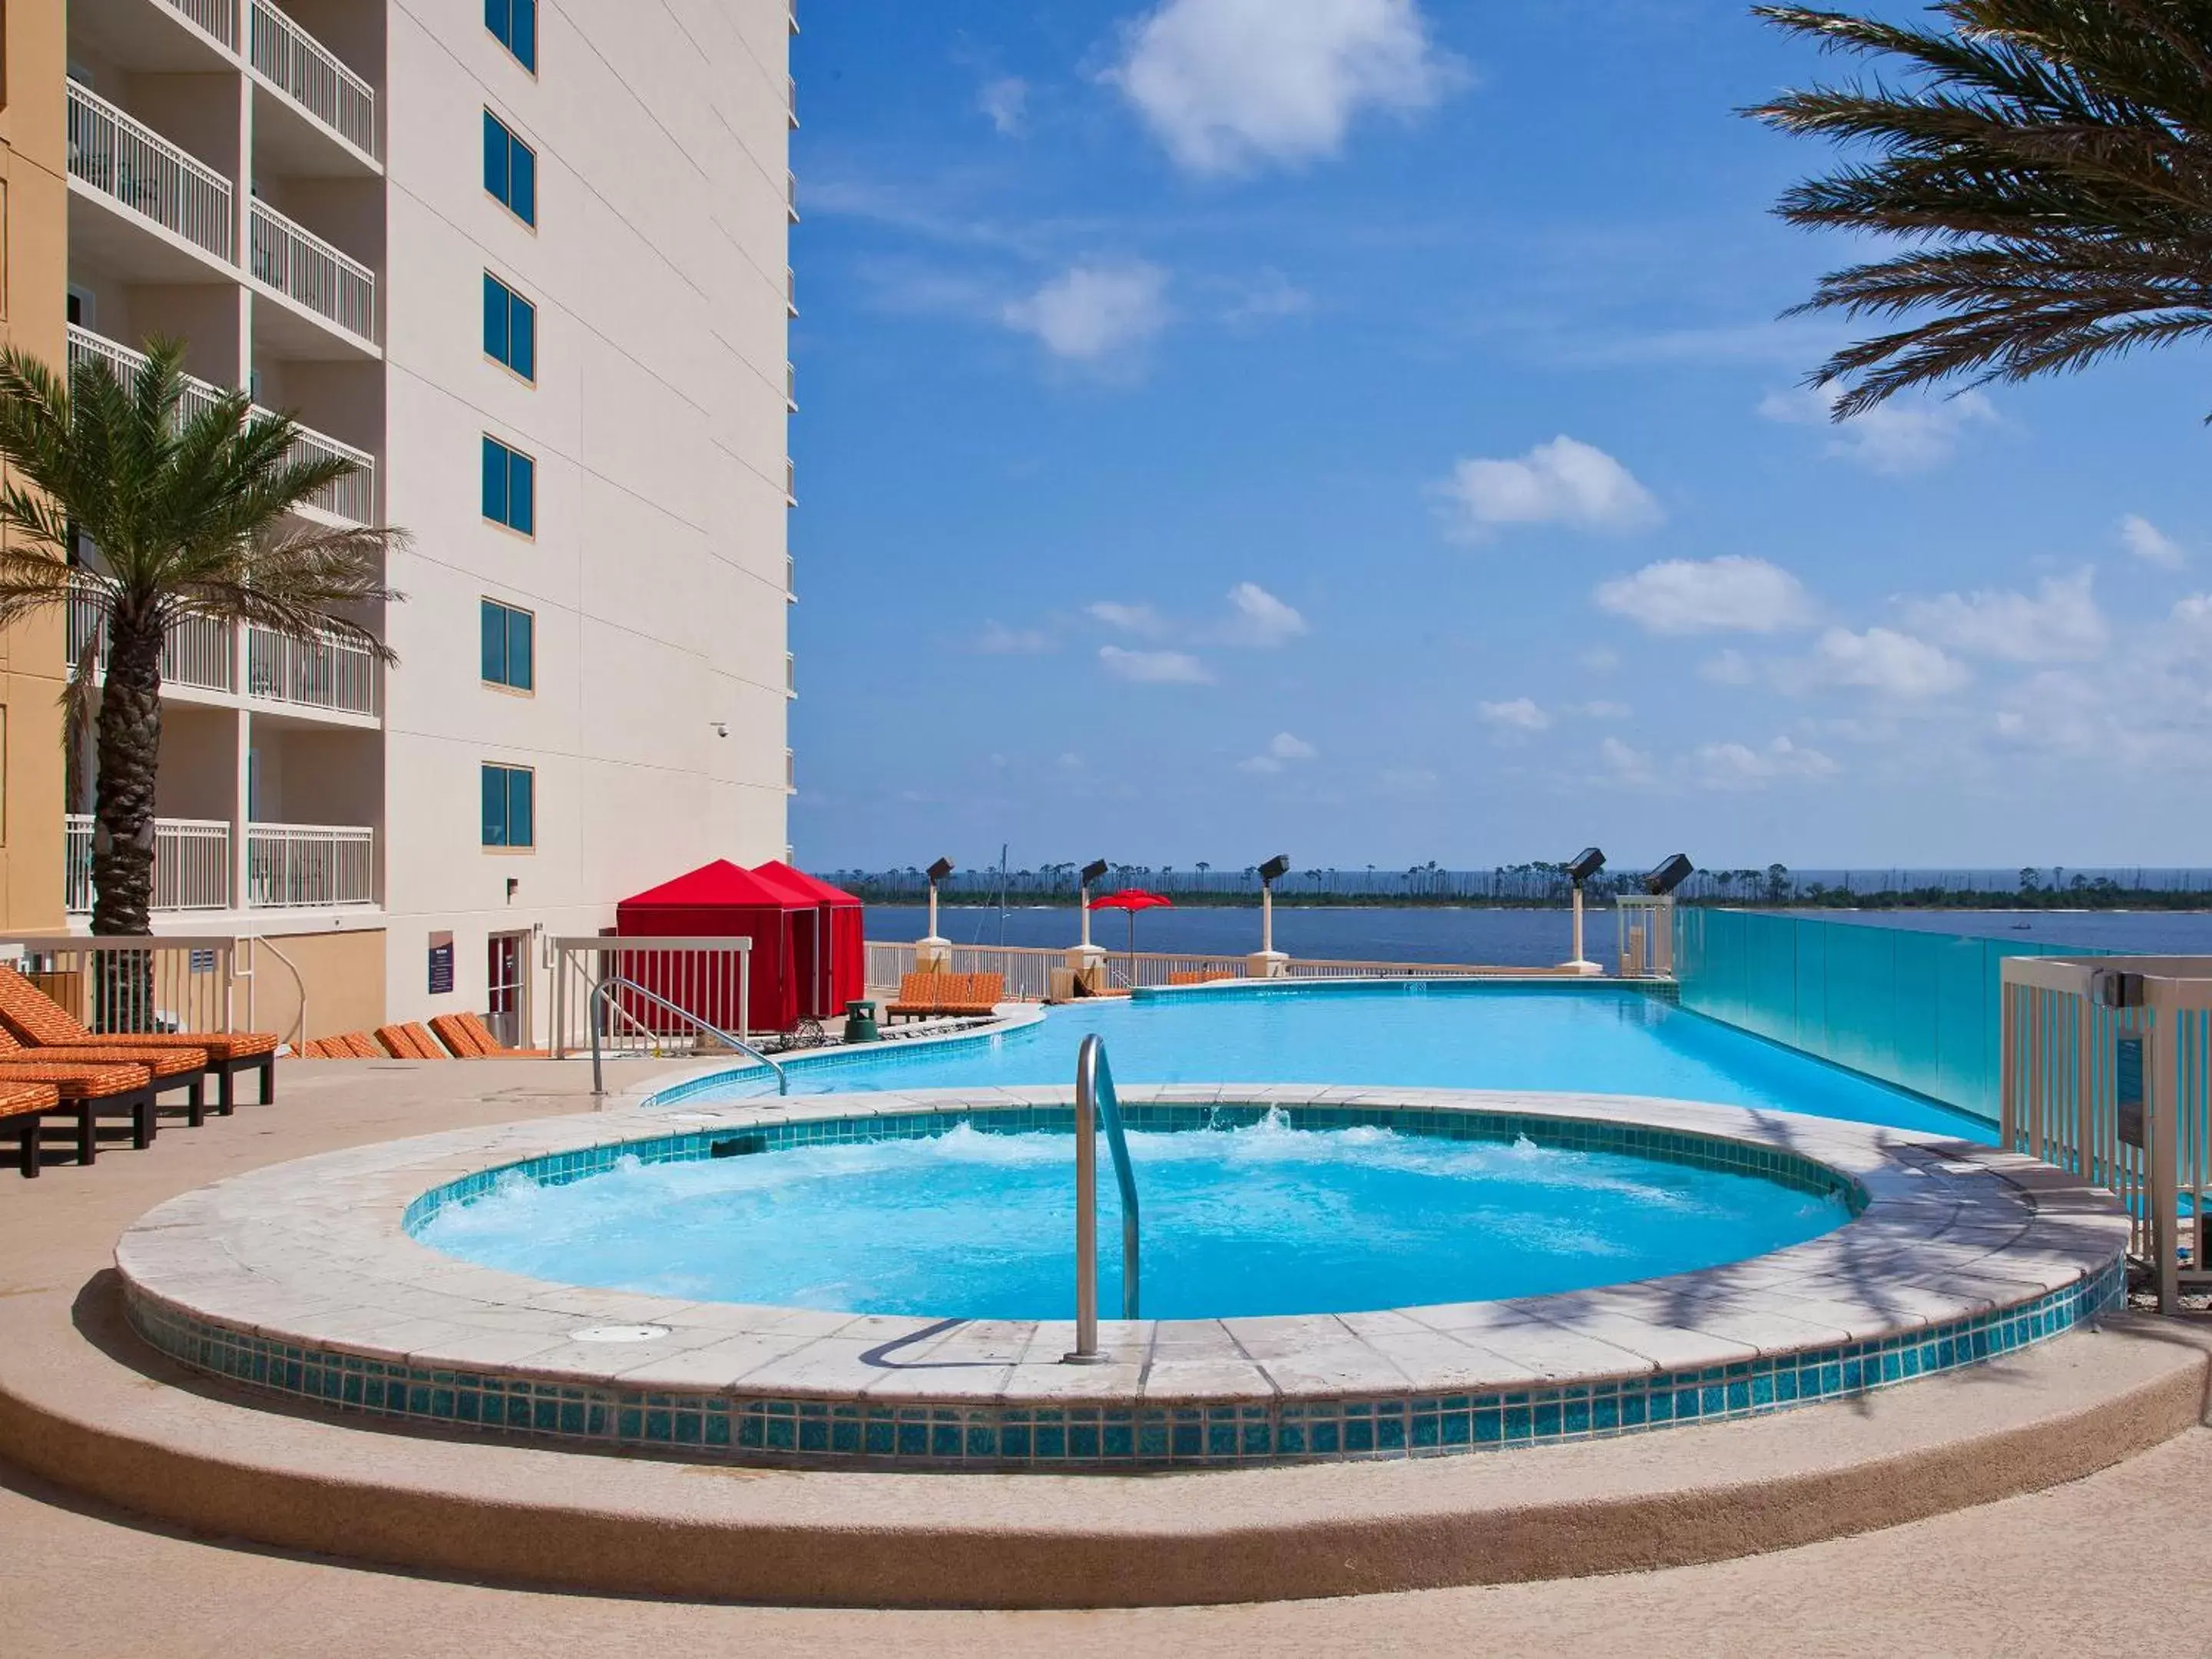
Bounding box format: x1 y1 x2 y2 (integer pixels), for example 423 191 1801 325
751 860 866 1018
614 860 800 1034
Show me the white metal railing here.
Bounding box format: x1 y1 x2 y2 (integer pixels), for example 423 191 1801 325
67 80 235 260
864 939 1607 999
250 0 376 154
163 0 238 48
246 822 375 907
68 324 228 425
65 814 232 913
551 936 755 1058
67 591 238 694
250 199 376 341
246 626 377 715
0 932 242 1035
786 265 798 317
262 410 374 522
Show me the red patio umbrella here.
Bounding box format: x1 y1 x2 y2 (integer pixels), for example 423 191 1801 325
1088 888 1173 957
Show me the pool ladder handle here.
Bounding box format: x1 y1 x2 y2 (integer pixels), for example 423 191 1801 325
587 973 790 1103
1065 1033 1141 1364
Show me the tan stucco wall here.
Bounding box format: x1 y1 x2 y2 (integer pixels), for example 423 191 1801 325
0 0 69 933
247 928 387 1045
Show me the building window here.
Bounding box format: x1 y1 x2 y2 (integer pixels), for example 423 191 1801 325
481 763 535 848
486 0 537 71
481 599 535 691
483 110 536 225
483 272 536 380
482 435 535 534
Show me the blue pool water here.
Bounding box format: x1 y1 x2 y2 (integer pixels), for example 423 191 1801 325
689 984 1990 1141
417 1111 1855 1319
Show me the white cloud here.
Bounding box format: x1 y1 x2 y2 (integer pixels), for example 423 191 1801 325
1105 0 1459 177
1099 644 1211 684
1436 436 1661 541
1239 730 1319 773
1087 600 1170 637
2122 514 2186 569
1004 260 1170 364
1694 736 1839 790
1578 645 1620 674
1700 649 1756 685
1900 570 2108 664
979 76 1029 135
973 621 1055 654
1217 581 1308 647
1598 736 1656 787
1593 556 1816 635
1801 626 1969 699
1758 385 1998 475
1478 697 1551 734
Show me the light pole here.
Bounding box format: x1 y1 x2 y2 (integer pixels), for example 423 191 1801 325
1250 853 1291 979
918 856 954 972
1560 846 1605 975
1068 858 1109 989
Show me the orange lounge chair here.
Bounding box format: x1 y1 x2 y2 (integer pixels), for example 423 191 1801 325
0 1022 207 1125
0 1058 159 1162
885 972 949 1022
427 1012 549 1059
886 972 1005 1021
375 1022 448 1060
0 966 276 1111
300 1031 380 1058
0 1079 63 1177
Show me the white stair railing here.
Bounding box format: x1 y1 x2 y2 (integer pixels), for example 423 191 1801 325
250 199 376 341
250 0 376 154
67 81 235 261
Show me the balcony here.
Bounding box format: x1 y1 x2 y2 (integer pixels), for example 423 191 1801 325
65 816 376 912
67 80 234 263
250 199 376 343
247 823 373 907
247 625 378 716
67 325 375 525
68 590 237 695
161 0 237 48
249 0 376 157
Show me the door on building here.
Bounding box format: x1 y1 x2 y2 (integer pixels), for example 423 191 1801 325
487 932 530 1048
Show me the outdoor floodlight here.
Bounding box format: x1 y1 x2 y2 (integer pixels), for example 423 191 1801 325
1259 853 1291 885
1081 859 1110 886
927 857 955 883
1644 853 1694 896
1565 846 1606 886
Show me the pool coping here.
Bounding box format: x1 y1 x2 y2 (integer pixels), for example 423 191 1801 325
113 1086 2129 1469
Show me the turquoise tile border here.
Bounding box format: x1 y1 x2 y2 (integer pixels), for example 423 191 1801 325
124 1260 2122 1470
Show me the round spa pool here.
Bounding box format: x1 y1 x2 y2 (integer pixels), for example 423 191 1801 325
412 1105 1859 1320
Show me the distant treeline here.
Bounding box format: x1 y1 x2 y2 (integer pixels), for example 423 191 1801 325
817 863 2212 910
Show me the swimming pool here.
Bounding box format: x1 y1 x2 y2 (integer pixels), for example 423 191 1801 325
413 1106 1858 1320
664 982 1988 1141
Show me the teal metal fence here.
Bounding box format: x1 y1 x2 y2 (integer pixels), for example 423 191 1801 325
1676 910 2108 1121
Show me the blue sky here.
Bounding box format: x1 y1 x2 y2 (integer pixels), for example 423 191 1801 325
787 0 2212 873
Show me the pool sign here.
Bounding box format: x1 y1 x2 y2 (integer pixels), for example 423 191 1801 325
427 932 455 996
2117 1036 2145 1151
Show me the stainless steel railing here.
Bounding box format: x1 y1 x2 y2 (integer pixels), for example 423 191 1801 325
1065 1034 1139 1363
588 972 786 1100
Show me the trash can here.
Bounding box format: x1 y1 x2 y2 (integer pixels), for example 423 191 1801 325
843 999 879 1045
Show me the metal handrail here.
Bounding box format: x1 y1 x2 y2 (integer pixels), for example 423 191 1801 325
1065 1033 1140 1363
588 972 786 1099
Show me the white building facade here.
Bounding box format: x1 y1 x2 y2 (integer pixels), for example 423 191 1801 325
57 0 795 1041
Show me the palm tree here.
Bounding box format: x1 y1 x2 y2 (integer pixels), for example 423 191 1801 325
1749 2 2212 416
0 338 404 937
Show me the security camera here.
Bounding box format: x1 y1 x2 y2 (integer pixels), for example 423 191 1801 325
711 722 729 737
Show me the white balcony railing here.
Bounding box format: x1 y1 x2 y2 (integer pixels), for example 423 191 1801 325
247 823 374 907
247 626 377 716
67 323 229 425
67 81 235 261
163 0 239 48
250 199 376 342
250 0 376 155
65 815 233 913
67 591 237 694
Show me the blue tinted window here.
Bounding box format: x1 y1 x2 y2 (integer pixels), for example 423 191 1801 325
482 764 535 848
482 436 535 533
483 273 535 379
487 0 537 71
483 110 536 225
481 599 535 690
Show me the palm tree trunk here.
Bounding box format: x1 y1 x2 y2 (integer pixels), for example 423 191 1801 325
91 611 162 939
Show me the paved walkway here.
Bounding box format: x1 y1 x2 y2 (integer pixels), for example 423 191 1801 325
2 1057 2208 1654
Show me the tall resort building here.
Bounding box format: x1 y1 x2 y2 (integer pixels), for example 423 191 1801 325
9 0 796 1041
